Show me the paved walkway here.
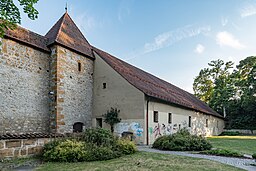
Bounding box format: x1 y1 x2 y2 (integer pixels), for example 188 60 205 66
138 146 256 171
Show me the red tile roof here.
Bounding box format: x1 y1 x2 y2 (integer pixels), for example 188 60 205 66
45 12 94 58
93 47 223 118
4 25 50 52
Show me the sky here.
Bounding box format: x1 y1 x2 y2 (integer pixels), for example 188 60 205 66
18 0 256 93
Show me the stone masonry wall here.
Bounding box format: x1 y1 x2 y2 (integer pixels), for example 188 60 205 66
50 46 94 133
0 138 50 159
0 39 50 134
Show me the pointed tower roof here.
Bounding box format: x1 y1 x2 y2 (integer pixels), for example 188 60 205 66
45 12 93 58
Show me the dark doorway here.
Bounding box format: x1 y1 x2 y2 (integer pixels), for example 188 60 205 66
73 122 83 132
96 118 103 128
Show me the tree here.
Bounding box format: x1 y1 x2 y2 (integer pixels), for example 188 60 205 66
193 56 256 131
103 108 121 133
193 59 234 115
227 56 256 131
0 0 39 38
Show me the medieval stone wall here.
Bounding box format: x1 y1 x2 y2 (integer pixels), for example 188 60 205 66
51 46 94 133
0 39 51 134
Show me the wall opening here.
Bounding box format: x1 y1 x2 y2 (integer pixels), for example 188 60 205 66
188 116 191 127
168 113 172 124
96 118 103 128
103 83 106 89
78 62 81 72
73 122 83 132
206 119 208 127
153 111 158 123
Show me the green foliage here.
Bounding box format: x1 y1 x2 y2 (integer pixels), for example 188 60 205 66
81 127 116 146
42 128 137 162
103 108 121 133
0 0 39 38
152 129 212 151
193 56 256 131
42 139 87 162
219 131 241 136
115 139 137 155
200 149 243 158
252 153 256 159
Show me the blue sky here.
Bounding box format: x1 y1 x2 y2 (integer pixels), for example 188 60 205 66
19 0 256 93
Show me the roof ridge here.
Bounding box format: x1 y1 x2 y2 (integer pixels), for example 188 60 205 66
92 46 223 118
65 13 91 45
55 14 66 44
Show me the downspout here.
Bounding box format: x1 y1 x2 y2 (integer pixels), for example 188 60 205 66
146 99 149 145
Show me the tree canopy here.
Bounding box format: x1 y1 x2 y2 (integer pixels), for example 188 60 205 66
193 56 256 130
0 0 39 38
103 108 121 133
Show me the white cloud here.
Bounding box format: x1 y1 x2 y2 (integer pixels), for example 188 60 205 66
216 31 245 49
221 17 228 26
74 13 96 31
144 25 211 53
240 4 256 18
118 0 133 22
194 44 205 54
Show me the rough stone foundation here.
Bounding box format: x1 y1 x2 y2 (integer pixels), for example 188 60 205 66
0 138 50 159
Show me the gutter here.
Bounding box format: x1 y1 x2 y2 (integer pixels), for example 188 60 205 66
146 99 149 145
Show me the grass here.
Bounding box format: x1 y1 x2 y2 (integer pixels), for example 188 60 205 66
200 149 243 158
207 136 256 155
36 152 243 171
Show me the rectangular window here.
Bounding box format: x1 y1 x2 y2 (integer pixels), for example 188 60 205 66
96 118 103 128
153 111 158 123
188 116 191 127
78 62 81 72
168 113 172 123
103 83 106 89
206 119 208 127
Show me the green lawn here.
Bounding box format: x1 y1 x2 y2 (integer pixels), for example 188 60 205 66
207 136 256 155
36 152 243 171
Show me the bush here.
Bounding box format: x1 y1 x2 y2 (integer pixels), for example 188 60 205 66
220 131 241 136
81 128 116 147
252 153 256 159
42 128 137 162
115 139 137 155
152 129 212 151
83 144 120 161
43 139 87 162
200 149 243 158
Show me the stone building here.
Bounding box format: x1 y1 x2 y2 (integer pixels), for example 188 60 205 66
0 12 224 144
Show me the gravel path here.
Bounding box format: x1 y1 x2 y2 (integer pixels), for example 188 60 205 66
138 146 256 171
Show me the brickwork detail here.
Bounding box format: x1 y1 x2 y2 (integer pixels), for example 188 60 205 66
0 39 50 134
0 138 50 159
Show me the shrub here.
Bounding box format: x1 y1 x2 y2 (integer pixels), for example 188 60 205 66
152 129 212 151
252 153 256 159
220 131 241 136
200 149 243 158
115 139 137 155
81 128 116 147
83 143 120 161
42 128 137 162
43 139 87 162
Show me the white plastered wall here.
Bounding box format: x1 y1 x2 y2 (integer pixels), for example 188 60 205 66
92 52 145 144
147 101 224 144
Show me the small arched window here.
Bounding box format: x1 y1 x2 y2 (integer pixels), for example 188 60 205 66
73 122 83 132
78 62 81 72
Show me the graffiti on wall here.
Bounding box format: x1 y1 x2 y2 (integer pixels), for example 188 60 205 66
115 122 144 137
149 123 172 138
